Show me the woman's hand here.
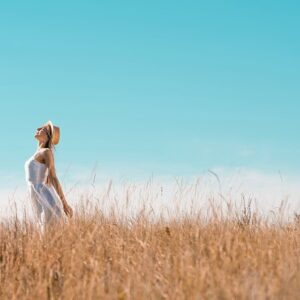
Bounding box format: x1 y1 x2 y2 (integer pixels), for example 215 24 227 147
63 203 73 218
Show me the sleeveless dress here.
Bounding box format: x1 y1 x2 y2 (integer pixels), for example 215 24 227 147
24 151 64 230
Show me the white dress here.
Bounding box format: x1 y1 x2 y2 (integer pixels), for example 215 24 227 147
24 151 64 230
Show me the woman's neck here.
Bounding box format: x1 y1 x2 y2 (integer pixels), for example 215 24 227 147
38 141 47 149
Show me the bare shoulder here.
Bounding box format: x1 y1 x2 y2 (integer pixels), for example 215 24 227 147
43 148 54 161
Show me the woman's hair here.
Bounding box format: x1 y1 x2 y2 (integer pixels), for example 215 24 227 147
43 125 56 185
37 125 56 151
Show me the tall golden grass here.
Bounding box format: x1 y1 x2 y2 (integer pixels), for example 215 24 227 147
1 191 300 299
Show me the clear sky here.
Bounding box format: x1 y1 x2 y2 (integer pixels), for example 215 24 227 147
0 1 299 187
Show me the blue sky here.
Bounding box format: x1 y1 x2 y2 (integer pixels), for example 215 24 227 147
0 1 299 187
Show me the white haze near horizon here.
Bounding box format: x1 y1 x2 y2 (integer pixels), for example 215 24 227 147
1 167 300 222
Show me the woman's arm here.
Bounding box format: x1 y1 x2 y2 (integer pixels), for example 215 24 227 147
45 149 73 217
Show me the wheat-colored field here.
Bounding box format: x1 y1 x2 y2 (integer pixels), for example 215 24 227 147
1 191 300 300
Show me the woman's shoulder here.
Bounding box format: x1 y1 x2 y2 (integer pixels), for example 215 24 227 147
44 148 54 157
38 148 54 160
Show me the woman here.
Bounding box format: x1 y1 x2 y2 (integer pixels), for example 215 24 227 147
25 121 73 230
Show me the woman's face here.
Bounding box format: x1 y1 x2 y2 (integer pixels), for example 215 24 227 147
34 125 50 143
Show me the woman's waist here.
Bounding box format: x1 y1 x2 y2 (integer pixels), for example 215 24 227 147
27 180 46 187
25 171 47 184
26 173 47 184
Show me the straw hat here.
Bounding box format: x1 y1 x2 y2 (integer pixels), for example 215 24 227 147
44 120 60 145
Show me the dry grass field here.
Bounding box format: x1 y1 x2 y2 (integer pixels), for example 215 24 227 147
1 191 300 300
